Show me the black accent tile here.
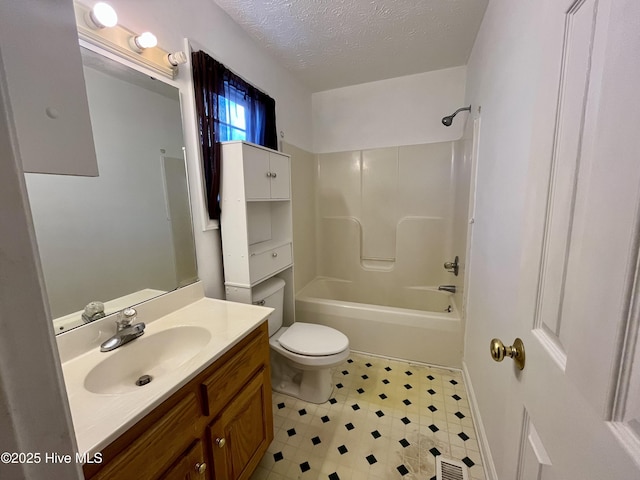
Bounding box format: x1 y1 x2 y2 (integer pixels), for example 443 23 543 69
298 408 307 416
458 432 470 441
345 422 355 431
287 428 296 437
366 362 372 367
351 403 360 411
277 402 285 409
399 438 410 448
347 359 354 363
385 366 392 371
336 383 344 389
357 388 365 394
366 454 377 465
397 465 409 476
403 399 412 406
429 424 439 432
450 379 459 385
462 457 475 468
329 398 337 405
429 447 441 457
312 436 321 445
375 410 385 417
379 393 388 400
405 370 413 376
361 374 369 380
338 445 348 455
321 415 330 423
404 384 413 390
428 405 438 412
342 370 349 375
273 452 283 462
427 375 435 380
371 430 381 439
300 461 311 473
382 379 390 384
427 388 437 395
329 473 340 480
455 411 465 419
401 416 411 425
452 394 462 401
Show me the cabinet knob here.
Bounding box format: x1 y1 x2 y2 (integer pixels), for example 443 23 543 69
266 171 272 177
272 252 278 258
195 462 207 474
271 172 277 178
215 437 226 448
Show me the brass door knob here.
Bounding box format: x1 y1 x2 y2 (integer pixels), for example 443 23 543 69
490 337 525 370
195 462 206 474
215 437 226 448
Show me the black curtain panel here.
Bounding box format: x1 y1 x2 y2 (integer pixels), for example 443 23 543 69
191 50 277 220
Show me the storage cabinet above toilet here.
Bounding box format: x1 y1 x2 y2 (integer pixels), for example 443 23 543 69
220 142 295 324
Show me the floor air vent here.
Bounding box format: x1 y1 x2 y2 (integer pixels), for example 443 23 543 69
436 457 469 480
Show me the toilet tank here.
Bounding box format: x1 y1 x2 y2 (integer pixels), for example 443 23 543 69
252 277 286 336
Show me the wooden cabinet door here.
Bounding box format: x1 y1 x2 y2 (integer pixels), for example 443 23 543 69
208 368 273 480
160 440 208 480
268 153 290 199
243 145 271 200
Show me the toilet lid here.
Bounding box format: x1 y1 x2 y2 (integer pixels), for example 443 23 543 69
278 323 349 356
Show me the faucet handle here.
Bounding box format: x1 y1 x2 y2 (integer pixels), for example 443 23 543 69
117 307 137 329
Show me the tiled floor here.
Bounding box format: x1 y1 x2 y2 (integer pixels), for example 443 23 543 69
251 352 486 480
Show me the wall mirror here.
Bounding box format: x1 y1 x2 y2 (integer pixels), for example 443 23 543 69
24 47 198 334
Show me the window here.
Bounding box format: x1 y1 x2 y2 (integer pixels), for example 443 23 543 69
192 51 277 220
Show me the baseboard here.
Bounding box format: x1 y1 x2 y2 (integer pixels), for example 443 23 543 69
462 360 498 480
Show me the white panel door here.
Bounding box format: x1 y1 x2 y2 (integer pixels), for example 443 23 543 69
492 0 640 478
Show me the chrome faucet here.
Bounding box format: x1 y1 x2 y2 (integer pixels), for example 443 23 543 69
438 285 457 294
100 308 145 352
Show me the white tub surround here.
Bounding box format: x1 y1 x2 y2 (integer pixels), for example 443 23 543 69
56 282 272 456
296 278 463 367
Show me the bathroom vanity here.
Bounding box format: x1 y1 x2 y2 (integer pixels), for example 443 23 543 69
58 283 274 480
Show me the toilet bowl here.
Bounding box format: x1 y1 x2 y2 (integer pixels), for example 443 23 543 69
253 277 350 404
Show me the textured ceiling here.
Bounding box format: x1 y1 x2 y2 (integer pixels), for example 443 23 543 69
211 0 488 92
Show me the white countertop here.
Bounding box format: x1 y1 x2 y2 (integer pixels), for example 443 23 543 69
59 286 272 456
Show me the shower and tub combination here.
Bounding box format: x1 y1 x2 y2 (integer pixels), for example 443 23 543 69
295 110 473 368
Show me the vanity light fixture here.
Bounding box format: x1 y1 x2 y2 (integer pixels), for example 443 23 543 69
85 2 118 30
129 31 158 52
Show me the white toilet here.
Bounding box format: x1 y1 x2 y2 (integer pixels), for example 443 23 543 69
253 277 350 404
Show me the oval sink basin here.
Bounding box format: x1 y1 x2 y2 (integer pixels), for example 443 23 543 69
84 326 211 395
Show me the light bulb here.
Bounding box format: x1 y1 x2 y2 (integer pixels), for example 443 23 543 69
132 32 158 50
87 2 118 29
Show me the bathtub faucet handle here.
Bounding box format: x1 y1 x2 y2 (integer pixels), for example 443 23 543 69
444 256 459 276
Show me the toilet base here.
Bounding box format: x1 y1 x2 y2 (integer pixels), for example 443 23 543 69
271 351 335 404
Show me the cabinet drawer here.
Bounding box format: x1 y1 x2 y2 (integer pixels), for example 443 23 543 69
249 243 292 284
201 324 269 417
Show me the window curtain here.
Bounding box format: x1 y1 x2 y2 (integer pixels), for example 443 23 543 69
192 50 277 220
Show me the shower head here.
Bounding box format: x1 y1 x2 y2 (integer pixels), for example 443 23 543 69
442 105 471 127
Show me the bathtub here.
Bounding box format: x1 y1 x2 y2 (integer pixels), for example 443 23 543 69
295 277 463 367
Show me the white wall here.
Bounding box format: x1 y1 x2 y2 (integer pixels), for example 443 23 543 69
312 66 467 153
25 66 184 318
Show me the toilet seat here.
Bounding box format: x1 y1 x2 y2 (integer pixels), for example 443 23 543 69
277 322 349 356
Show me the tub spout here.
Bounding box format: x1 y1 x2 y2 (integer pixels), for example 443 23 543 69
438 285 456 294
